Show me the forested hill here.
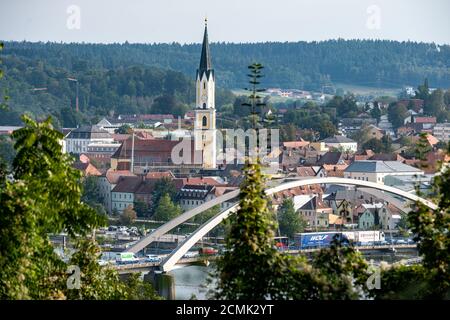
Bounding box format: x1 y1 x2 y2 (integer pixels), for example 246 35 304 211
3 40 450 90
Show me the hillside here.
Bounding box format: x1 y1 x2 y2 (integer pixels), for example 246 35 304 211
1 40 449 126
3 40 449 90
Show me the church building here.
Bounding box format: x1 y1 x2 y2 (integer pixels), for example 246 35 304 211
110 21 217 172
194 19 217 169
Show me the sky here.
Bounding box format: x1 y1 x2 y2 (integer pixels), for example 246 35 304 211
0 0 449 44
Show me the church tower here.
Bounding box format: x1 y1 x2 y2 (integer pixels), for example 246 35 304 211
194 19 216 169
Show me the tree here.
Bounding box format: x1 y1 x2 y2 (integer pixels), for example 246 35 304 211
327 94 358 118
120 205 137 225
0 135 15 166
0 115 109 299
387 102 408 129
370 104 381 121
415 78 430 101
0 42 9 110
134 199 150 217
424 88 445 117
373 149 450 300
123 273 162 300
213 161 290 299
66 239 127 300
277 198 306 238
151 94 179 115
362 138 384 153
81 176 104 207
115 124 131 134
67 239 161 300
151 177 177 211
213 64 293 299
194 205 220 224
153 193 182 222
280 123 297 142
413 132 432 168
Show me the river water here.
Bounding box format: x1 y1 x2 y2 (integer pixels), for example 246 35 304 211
169 265 214 300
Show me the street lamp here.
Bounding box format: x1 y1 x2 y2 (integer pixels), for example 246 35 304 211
67 77 79 112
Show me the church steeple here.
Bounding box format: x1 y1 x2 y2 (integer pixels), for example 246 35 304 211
194 20 216 169
197 19 213 80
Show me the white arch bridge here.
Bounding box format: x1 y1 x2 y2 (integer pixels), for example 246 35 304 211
126 177 436 272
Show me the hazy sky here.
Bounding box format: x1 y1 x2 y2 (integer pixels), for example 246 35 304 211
1 0 449 44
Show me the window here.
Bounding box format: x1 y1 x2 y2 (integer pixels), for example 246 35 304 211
202 116 207 126
203 82 206 89
203 103 206 109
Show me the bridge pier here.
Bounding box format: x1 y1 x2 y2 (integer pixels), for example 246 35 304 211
144 271 175 300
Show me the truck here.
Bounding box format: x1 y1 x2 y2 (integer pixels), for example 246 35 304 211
115 252 139 264
354 231 385 245
295 232 351 249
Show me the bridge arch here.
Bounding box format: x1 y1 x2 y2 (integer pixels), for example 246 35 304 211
157 177 436 272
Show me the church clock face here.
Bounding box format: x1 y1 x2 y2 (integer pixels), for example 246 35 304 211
201 93 207 103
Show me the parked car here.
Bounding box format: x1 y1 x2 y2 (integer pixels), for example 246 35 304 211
183 251 199 258
145 254 161 263
396 239 407 244
199 247 218 255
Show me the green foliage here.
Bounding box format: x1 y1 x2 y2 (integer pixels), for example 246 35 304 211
0 115 103 299
123 273 162 300
194 205 220 224
280 123 297 142
66 239 127 299
153 193 182 222
0 47 234 125
373 143 450 300
120 206 137 225
370 105 382 121
134 199 150 217
151 94 189 117
115 124 131 134
4 40 450 93
151 177 177 211
327 94 358 118
425 88 447 118
388 102 408 129
362 136 392 153
415 78 430 101
213 162 294 299
283 105 337 139
0 135 15 166
277 198 306 238
81 176 105 214
0 42 9 111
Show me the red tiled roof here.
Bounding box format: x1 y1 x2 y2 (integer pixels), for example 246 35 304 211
112 134 131 142
283 140 310 149
145 171 175 179
414 116 436 124
105 169 136 184
296 166 316 177
72 162 102 176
